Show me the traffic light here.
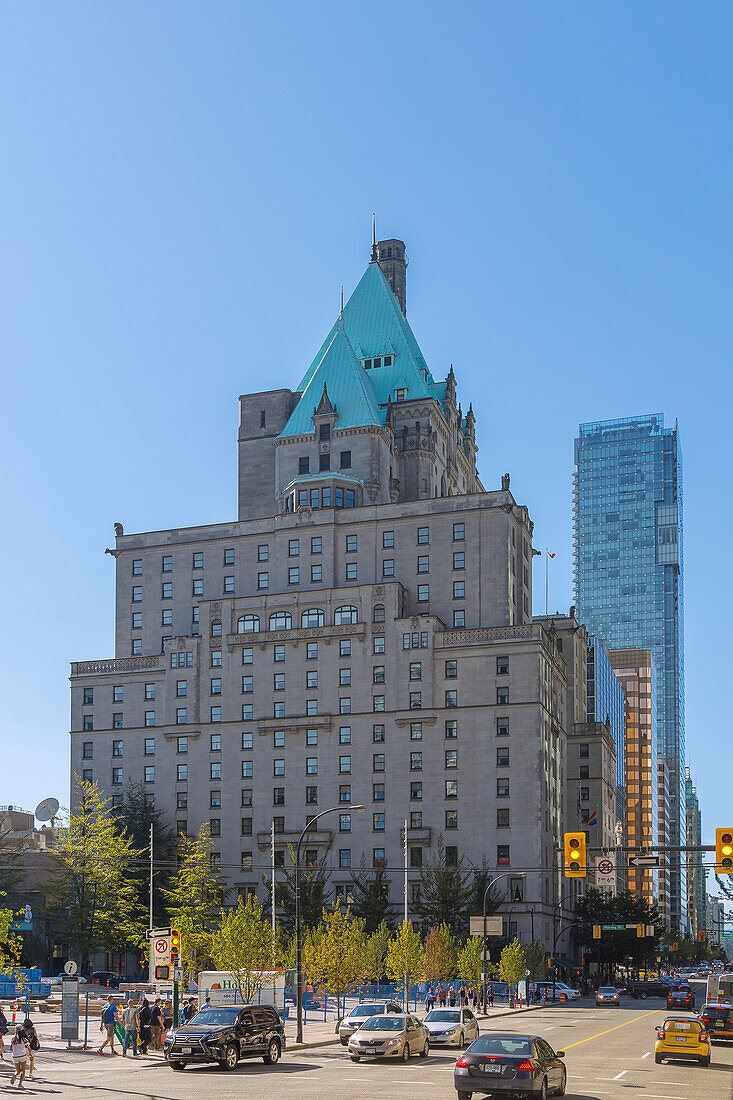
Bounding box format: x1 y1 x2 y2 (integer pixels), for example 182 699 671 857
636 924 645 938
593 925 601 939
672 942 678 951
563 832 586 878
171 929 181 963
155 965 170 980
716 829 733 873
698 930 706 942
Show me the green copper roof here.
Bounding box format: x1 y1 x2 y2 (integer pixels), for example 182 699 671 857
279 323 382 437
292 262 438 424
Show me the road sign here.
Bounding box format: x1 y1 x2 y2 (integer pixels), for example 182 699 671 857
61 977 79 1040
595 856 616 889
469 915 503 936
64 960 78 976
628 854 660 868
601 924 625 931
153 936 171 967
174 966 184 983
147 926 172 939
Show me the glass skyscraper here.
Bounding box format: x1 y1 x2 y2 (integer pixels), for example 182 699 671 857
573 414 685 928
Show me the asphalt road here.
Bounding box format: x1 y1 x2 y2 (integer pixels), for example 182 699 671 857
6 997 732 1100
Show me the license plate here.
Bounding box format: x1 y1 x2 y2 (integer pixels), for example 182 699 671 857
365 1047 377 1054
715 1022 725 1028
181 1047 192 1054
675 1037 688 1044
481 1063 501 1073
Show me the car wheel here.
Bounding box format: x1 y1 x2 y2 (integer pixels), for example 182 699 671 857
221 1043 239 1070
402 1043 410 1061
420 1037 429 1058
457 1093 473 1100
340 1038 348 1046
459 1031 467 1049
539 1078 548 1100
350 1055 360 1062
555 1068 567 1096
169 1061 185 1071
263 1038 281 1065
655 1054 663 1064
701 1056 710 1067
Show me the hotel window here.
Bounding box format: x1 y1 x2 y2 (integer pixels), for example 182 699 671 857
372 666 385 685
339 849 351 868
223 575 235 593
307 699 319 716
417 585 429 602
132 586 143 602
417 555 429 574
273 645 284 663
177 736 188 754
305 757 317 775
238 614 260 633
340 639 351 657
373 849 386 868
224 548 235 565
340 450 351 469
145 710 155 727
242 675 253 693
383 530 394 548
382 559 395 577
144 766 154 783
210 762 222 780
339 727 351 745
311 564 322 582
82 769 93 783
242 704 253 720
82 741 93 759
497 717 509 736
411 782 423 800
258 544 269 562
373 724 385 742
241 818 253 836
445 749 458 768
113 685 124 703
241 852 253 871
242 732 253 750
410 722 422 740
446 809 458 829
410 811 422 828
132 612 142 628
410 752 423 771
162 582 173 599
453 523 465 541
497 845 510 866
132 640 142 655
307 642 318 659
496 656 509 675
306 786 318 804
306 728 318 745
580 765 589 779
497 777 510 797
258 572 269 590
395 388 406 401
210 706 222 723
373 812 385 831
445 690 458 708
319 423 330 441
274 673 285 691
273 731 285 748
372 753 385 772
497 746 510 766
209 819 221 837
144 738 155 755
340 755 351 773
497 687 509 705
409 662 421 680
210 677 222 695
301 608 325 628
445 719 458 739
112 767 123 786
445 660 457 679
339 813 351 832
311 536 322 554
345 563 357 581
410 847 423 868
446 846 459 867
373 695 385 712
298 456 309 474
409 692 422 709
242 761 253 778
241 789 252 806
373 783 385 801
113 712 123 729
339 784 351 803
193 552 203 569
274 758 285 776
445 779 458 799
373 636 385 654
161 609 173 626
453 551 465 570
132 559 143 576
580 743 589 758
417 526 429 544
288 567 299 585
373 604 386 624
319 453 330 471
288 539 300 557
83 715 93 731
581 787 590 802
306 670 318 689
211 650 222 667
453 581 465 599
453 610 465 627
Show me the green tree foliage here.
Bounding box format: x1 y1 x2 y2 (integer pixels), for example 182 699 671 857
364 920 392 982
423 923 456 983
270 849 330 938
386 920 425 1004
499 939 527 988
575 888 662 967
114 782 177 927
524 939 546 980
413 842 475 936
210 894 277 1004
164 823 227 978
50 777 145 972
456 935 484 990
468 864 506 927
0 895 24 986
303 902 369 1010
349 863 396 932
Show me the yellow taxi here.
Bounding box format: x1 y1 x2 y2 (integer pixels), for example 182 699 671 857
655 1016 710 1066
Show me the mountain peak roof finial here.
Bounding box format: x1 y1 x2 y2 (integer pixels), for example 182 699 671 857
371 212 377 261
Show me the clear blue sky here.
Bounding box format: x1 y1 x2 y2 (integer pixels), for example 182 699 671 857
2 3 730 888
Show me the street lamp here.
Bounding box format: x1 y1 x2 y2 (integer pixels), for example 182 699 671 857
295 804 366 1043
482 872 525 1011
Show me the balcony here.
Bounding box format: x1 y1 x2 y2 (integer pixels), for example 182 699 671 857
71 655 163 677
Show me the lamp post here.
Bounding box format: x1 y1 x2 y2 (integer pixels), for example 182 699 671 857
295 804 365 1044
482 872 525 1012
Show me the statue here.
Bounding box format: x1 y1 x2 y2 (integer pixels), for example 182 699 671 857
501 473 510 491
114 522 124 537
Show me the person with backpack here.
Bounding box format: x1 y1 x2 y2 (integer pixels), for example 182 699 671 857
150 998 163 1050
9 1025 31 1088
20 1019 38 1078
98 996 119 1055
137 999 152 1055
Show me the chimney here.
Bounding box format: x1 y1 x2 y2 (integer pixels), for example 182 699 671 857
374 238 408 315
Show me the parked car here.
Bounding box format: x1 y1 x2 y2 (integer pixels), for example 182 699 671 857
595 987 620 1006
454 1032 566 1099
337 1001 403 1045
91 972 124 989
348 1013 429 1061
654 1016 710 1066
630 979 672 1000
163 1004 285 1071
534 981 581 1002
423 1008 479 1047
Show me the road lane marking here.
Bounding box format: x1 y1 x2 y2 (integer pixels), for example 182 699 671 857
613 1070 628 1079
562 1010 657 1050
641 1050 651 1058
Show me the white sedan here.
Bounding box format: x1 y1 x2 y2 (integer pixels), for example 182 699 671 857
422 1007 479 1047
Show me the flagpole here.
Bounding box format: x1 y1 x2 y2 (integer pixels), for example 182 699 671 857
545 552 549 615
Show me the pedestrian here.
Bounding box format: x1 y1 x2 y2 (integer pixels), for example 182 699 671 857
98 996 119 1055
448 987 456 1007
425 987 434 1012
488 984 494 1007
121 1001 139 1057
150 997 163 1050
162 999 173 1043
468 986 475 1008
0 1003 8 1058
182 997 197 1023
459 984 467 1006
20 1018 38 1078
438 987 446 1007
137 999 152 1055
9 1025 30 1089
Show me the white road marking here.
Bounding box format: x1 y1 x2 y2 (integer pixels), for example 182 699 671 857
613 1070 628 1079
641 1050 652 1058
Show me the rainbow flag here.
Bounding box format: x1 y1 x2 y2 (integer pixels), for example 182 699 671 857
586 808 598 828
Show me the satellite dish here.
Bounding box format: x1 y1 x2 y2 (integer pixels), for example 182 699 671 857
35 798 60 824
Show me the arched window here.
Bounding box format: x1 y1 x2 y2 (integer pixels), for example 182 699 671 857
269 611 292 631
373 604 385 623
237 614 260 634
211 619 222 637
334 605 359 626
301 608 325 628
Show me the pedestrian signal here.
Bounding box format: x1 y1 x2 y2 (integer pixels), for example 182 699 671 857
155 965 170 980
716 829 733 873
563 833 586 878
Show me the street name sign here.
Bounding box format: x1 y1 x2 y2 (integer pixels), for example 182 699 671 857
601 924 625 931
469 915 503 936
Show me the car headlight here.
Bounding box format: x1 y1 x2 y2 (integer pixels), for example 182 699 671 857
385 1038 400 1047
444 1027 458 1035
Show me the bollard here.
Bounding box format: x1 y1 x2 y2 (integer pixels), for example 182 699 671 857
84 992 89 1049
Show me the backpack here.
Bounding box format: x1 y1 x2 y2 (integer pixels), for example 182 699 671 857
102 1005 115 1025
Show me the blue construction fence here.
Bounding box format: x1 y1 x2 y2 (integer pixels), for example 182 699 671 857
0 970 51 998
283 980 520 1021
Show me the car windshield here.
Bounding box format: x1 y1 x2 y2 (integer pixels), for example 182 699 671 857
665 1020 698 1033
188 1009 240 1027
350 1005 384 1017
425 1010 461 1023
470 1036 533 1056
359 1016 405 1032
599 988 617 994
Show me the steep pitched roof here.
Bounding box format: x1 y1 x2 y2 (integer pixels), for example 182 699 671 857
297 262 437 416
279 323 382 437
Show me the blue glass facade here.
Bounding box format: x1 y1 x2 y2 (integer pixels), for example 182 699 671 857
574 414 685 927
587 634 625 793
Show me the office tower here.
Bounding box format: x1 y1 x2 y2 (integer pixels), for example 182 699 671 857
574 415 685 927
685 769 706 938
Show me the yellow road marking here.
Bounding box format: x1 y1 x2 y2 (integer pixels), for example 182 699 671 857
562 1011 657 1050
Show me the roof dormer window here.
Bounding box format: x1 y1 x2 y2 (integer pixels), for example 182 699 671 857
383 355 392 366
364 359 372 369
373 357 382 368
395 388 407 402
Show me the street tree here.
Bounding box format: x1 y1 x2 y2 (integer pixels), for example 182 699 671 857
164 823 227 978
349 863 396 932
413 842 475 936
575 888 662 973
423 923 456 984
365 920 392 983
210 894 277 1004
386 919 424 1006
114 781 177 927
456 935 484 991
499 938 527 990
303 902 369 1013
524 939 546 980
269 849 330 938
0 895 24 988
50 776 145 972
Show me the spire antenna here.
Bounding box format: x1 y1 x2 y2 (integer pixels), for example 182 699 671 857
371 213 377 261
339 285 344 322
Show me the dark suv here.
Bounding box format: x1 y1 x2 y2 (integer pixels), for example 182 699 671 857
164 1004 285 1071
630 979 671 1000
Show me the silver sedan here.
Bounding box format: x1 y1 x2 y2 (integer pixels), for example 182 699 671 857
423 1007 480 1047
